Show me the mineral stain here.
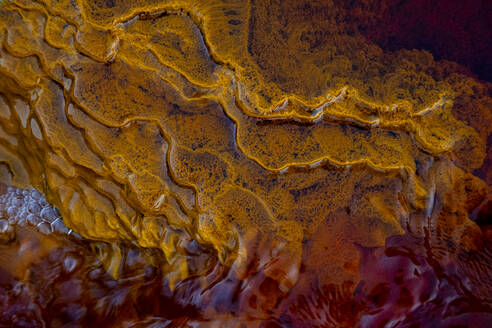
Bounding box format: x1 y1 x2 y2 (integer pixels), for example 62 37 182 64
0 0 491 327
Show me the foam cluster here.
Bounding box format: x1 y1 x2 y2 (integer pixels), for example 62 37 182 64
0 184 74 240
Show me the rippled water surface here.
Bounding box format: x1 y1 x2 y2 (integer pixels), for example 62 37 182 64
0 0 491 327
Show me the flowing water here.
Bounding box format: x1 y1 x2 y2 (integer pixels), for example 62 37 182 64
0 0 491 327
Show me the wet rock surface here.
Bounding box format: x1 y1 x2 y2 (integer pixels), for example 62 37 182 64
0 0 491 327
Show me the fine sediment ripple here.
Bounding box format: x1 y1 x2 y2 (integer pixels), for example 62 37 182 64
0 0 491 326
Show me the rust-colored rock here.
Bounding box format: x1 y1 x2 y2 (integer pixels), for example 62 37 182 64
0 0 491 326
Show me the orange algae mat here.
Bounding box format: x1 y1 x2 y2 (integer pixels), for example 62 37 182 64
0 0 491 327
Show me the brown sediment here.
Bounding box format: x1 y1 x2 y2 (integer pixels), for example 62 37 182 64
0 0 491 326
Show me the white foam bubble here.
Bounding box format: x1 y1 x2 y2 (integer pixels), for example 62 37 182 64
0 185 75 238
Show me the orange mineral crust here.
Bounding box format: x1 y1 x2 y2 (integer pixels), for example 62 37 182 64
0 0 491 327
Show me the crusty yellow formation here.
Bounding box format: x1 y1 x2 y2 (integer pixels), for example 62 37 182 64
0 0 490 290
